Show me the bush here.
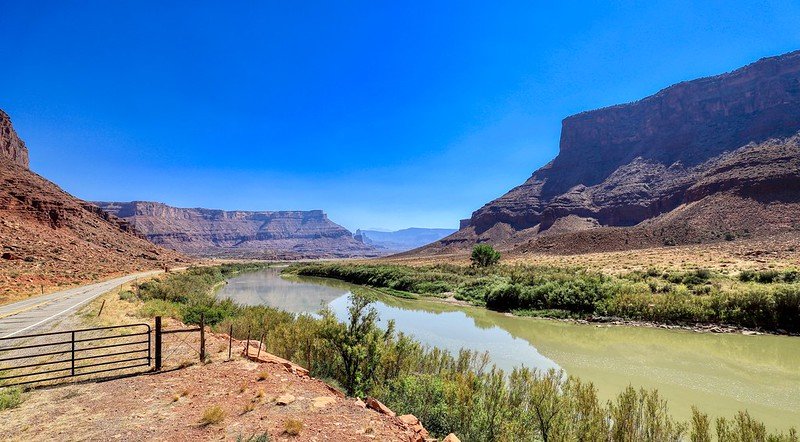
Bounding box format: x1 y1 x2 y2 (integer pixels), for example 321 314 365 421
182 298 240 325
0 387 23 411
739 269 799 284
283 419 303 436
471 244 501 268
199 405 226 425
415 281 453 295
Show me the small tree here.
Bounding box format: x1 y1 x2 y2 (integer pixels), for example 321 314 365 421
471 244 501 267
319 290 390 396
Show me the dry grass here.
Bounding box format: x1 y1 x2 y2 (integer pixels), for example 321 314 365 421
241 401 256 414
257 370 269 381
283 419 303 436
199 405 225 426
385 233 800 274
172 389 190 402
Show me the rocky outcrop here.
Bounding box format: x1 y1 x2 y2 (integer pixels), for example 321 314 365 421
419 50 800 255
96 201 379 259
0 110 187 297
365 397 396 417
0 110 29 168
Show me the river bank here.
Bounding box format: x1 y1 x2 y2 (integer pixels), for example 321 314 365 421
285 262 800 335
218 266 800 433
94 264 800 438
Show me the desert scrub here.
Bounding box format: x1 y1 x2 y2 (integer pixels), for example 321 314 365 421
739 268 800 283
0 386 23 411
199 405 226 425
288 262 800 333
283 419 303 436
133 263 270 325
237 432 270 442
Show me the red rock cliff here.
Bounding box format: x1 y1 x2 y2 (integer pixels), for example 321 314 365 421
467 50 800 233
0 110 30 168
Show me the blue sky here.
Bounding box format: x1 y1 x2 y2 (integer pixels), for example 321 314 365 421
1 1 799 231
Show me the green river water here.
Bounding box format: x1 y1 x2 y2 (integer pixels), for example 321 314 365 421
217 268 800 431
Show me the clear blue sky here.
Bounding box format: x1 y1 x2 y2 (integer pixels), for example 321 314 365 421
1 1 799 231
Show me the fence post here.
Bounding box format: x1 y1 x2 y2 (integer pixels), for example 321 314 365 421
199 313 206 363
245 327 251 357
256 334 264 359
228 324 233 361
154 316 162 371
70 331 76 376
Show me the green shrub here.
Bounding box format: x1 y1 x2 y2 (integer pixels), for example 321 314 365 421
0 387 23 411
415 281 453 294
182 298 239 325
470 244 501 268
139 299 182 318
739 269 799 284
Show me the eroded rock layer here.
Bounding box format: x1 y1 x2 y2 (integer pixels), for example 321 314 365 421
96 201 378 259
417 50 800 256
0 111 187 298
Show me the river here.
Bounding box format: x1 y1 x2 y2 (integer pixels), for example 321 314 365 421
217 267 800 431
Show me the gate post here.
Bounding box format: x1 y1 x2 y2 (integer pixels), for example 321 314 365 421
154 316 162 371
70 331 76 376
199 313 205 363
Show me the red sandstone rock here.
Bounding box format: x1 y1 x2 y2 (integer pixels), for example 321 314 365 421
95 201 380 259
0 110 187 296
0 110 28 168
365 397 395 417
416 50 800 256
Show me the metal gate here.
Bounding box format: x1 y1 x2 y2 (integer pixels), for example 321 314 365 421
0 323 152 387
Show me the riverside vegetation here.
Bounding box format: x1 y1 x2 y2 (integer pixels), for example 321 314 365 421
286 261 800 334
125 264 798 441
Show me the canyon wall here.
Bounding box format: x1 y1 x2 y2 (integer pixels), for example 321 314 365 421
0 110 29 168
420 50 800 255
96 201 379 259
0 111 186 297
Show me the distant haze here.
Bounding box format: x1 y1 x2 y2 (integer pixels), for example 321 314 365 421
356 228 457 252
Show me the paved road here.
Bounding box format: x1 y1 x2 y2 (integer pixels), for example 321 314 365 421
0 271 161 338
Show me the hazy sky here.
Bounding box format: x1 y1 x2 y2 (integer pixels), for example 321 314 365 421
2 1 799 231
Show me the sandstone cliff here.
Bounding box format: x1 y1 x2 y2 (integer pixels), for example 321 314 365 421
1 110 29 168
418 50 800 256
96 201 379 259
0 110 187 299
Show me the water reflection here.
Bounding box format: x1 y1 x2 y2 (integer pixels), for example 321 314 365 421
217 267 800 431
217 267 347 313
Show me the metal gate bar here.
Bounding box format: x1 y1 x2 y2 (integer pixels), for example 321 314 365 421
0 323 151 387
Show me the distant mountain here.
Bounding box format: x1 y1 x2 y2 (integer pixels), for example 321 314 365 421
96 201 380 259
0 110 186 296
355 228 456 252
414 50 800 257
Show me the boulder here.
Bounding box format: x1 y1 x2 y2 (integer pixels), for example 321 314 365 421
399 414 419 426
399 414 429 441
365 397 395 417
443 434 461 442
311 396 336 408
275 394 295 406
